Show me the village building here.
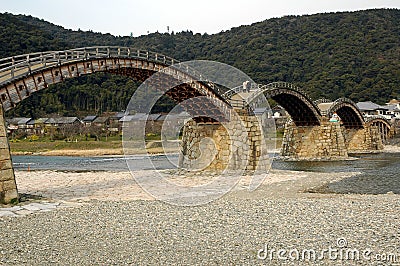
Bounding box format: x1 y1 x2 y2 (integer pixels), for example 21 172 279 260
82 115 97 126
356 101 391 119
93 116 110 127
385 99 400 119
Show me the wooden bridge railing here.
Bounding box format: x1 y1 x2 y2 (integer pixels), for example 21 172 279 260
0 47 179 84
0 46 231 99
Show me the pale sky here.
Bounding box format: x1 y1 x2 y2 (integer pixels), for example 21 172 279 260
0 0 399 37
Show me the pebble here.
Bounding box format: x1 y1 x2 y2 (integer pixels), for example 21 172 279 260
0 169 398 264
0 192 398 265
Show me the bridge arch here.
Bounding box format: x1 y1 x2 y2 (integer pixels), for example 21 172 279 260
325 98 365 129
0 47 227 114
365 116 394 142
247 82 322 126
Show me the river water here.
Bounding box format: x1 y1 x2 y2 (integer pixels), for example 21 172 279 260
12 152 400 195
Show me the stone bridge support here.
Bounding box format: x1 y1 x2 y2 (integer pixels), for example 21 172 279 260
389 125 396 140
281 120 348 159
345 125 383 153
0 105 18 204
179 113 270 171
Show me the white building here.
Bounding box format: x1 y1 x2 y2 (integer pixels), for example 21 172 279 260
356 101 392 119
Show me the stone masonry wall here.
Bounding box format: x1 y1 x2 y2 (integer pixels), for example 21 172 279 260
0 105 18 204
281 120 348 159
179 113 270 171
282 120 384 159
346 125 383 152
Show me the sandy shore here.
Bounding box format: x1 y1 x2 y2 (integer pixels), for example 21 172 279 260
14 168 358 203
10 140 182 156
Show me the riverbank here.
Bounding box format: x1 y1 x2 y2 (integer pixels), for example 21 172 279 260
0 169 399 264
10 140 123 156
383 144 400 153
10 140 180 156
10 138 398 157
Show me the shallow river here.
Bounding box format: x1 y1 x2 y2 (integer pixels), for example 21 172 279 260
12 152 400 195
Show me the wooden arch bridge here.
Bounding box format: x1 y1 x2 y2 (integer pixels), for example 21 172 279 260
0 47 395 203
226 82 394 158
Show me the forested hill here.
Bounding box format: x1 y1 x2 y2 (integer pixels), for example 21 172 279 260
1 9 399 117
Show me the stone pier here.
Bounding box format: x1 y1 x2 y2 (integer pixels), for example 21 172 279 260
0 104 18 204
179 113 270 171
345 125 384 152
282 119 384 159
281 120 348 159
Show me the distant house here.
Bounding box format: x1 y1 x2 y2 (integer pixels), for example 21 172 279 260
45 117 82 127
93 116 110 127
6 117 32 130
30 118 49 135
385 103 400 119
6 118 20 131
356 101 391 119
82 115 97 126
34 118 49 125
119 113 189 134
110 112 125 122
119 113 147 124
107 112 125 133
119 114 147 138
26 119 36 134
6 118 33 135
43 117 82 139
119 113 145 132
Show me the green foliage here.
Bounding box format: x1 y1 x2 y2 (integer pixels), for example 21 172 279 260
2 8 400 118
29 135 39 141
9 197 19 205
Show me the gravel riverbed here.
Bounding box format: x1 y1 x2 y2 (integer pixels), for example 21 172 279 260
0 170 399 265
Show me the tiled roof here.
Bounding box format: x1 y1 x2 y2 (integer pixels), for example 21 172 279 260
111 112 126 119
93 116 109 123
7 117 32 125
386 105 400 112
119 113 146 122
356 101 388 111
35 118 49 124
46 117 81 124
82 115 97 122
26 118 49 125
